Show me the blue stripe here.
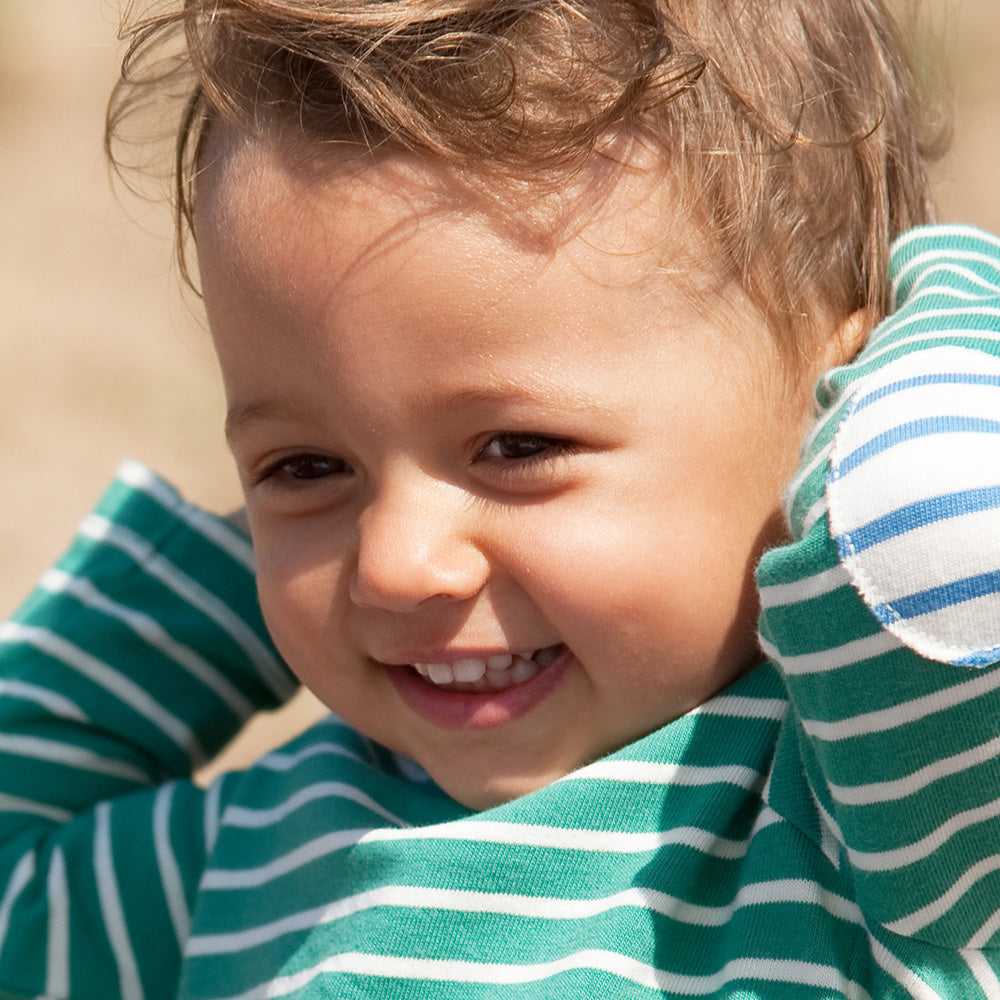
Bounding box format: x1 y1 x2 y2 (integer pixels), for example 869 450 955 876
853 373 1000 415
872 570 1000 621
836 416 1000 477
840 486 1000 553
953 646 1000 667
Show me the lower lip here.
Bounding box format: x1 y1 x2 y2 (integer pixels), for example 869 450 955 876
385 648 572 731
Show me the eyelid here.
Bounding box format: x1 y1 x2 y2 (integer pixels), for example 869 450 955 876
250 451 350 488
475 432 571 462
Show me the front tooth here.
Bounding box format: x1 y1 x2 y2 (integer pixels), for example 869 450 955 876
487 653 513 670
426 662 454 685
452 658 487 683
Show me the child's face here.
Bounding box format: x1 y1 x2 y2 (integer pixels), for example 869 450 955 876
198 135 818 809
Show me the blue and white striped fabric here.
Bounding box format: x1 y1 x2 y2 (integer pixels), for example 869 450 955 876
827 345 1000 666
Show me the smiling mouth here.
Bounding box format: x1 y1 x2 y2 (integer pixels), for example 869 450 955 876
411 644 565 692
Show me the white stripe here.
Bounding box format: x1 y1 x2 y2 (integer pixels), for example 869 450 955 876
201 820 751 891
187 877 862 958
800 657 1000 740
0 622 205 765
759 629 901 677
116 461 256 572
867 928 947 1000
846 798 1000 875
784 437 834 520
893 224 1000 252
835 508 1000 603
40 569 255 719
94 802 144 1000
258 739 367 773
880 595 1000 665
864 307 996 354
0 677 88 722
203 775 223 854
200 829 373 889
78 516 292 699
563 760 764 791
963 948 1000 992
890 245 1000 304
153 785 191 946
222 780 409 830
906 277 1000 303
848 326 1000 378
0 850 34 960
176 502 256 572
830 436 1000 534
45 847 69 998
0 792 72 824
838 375 1000 463
969 904 1000 950
828 731 1000 806
890 225 1000 267
758 564 850 608
799 495 829 538
0 732 150 783
212 950 868 1000
367 818 750 858
883 849 1000 935
694 694 788 721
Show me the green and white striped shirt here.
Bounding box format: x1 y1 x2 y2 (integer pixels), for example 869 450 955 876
1 225 999 999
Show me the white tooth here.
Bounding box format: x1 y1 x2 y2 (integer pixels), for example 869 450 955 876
413 663 430 677
486 668 514 689
452 658 487 683
510 656 539 685
427 662 454 685
487 653 514 671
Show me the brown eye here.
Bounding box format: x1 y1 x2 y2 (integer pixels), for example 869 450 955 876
479 433 563 462
261 454 350 483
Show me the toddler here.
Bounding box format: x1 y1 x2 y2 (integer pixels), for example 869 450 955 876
2 1 1000 998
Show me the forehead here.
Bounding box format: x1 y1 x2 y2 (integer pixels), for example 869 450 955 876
193 125 792 416
194 126 719 302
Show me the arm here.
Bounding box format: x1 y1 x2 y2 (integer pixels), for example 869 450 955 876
757 226 1000 966
0 462 296 1000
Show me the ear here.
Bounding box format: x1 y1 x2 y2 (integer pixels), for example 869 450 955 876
818 308 872 372
788 309 874 432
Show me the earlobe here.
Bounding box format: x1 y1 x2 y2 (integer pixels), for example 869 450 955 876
826 309 873 371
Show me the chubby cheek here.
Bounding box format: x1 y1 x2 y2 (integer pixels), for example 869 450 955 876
519 498 765 698
252 525 351 686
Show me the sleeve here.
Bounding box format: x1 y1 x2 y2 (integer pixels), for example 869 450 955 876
756 225 1000 957
0 461 297 1000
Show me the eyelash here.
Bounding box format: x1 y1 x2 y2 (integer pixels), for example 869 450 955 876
474 432 574 466
253 453 350 487
251 433 575 491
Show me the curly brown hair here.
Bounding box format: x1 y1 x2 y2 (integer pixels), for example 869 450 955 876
107 0 947 343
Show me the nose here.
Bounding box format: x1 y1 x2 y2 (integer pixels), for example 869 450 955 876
348 476 489 612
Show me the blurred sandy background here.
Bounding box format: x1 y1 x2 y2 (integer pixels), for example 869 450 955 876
1 0 998 769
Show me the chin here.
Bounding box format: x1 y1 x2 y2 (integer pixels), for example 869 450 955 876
431 765 569 812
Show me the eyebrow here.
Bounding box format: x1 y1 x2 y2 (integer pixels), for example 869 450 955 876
225 382 615 441
225 400 296 442
432 385 616 417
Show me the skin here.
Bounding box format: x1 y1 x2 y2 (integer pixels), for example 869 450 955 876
197 130 858 810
